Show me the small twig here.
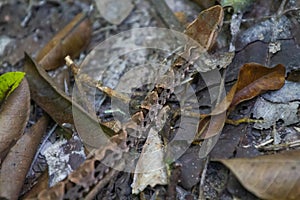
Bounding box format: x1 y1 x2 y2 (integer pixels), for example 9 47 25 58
65 56 131 105
198 156 210 200
256 140 300 151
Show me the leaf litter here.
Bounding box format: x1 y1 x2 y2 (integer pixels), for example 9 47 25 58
0 0 297 198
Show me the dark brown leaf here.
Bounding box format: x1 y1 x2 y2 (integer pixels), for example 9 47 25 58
216 150 300 200
0 78 30 161
36 13 92 70
0 115 49 200
24 53 116 149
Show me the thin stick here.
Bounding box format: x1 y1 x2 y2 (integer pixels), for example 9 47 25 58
198 156 210 200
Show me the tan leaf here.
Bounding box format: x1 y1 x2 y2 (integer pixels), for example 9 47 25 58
184 5 224 50
0 115 49 200
36 13 92 70
216 150 300 200
0 78 30 161
131 128 168 194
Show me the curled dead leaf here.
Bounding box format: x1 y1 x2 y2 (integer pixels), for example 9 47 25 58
36 13 92 70
196 63 286 148
229 63 286 110
0 78 30 161
216 150 300 200
0 115 49 200
211 63 286 115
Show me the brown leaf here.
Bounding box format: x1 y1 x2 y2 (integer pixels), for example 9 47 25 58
0 78 30 161
184 5 223 50
22 171 49 199
24 53 73 125
211 63 286 115
0 115 49 200
197 63 285 141
36 13 92 70
230 63 286 110
24 53 116 149
216 150 300 200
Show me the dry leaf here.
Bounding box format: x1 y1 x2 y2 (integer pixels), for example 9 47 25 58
131 128 168 194
0 115 49 200
229 63 286 110
197 63 285 142
24 53 116 149
211 63 286 116
184 5 223 50
22 171 49 199
95 0 134 25
216 150 300 200
36 13 92 70
0 78 30 161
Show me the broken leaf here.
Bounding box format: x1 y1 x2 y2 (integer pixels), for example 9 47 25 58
0 115 49 200
42 135 86 186
253 97 300 130
95 0 134 25
36 13 92 70
0 71 25 101
216 150 300 200
261 81 300 103
0 78 30 161
235 15 293 51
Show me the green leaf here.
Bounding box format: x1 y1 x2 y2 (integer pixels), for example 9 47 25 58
0 72 25 101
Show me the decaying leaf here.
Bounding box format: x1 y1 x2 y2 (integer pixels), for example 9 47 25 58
197 63 285 141
131 128 168 194
24 53 116 149
262 80 300 103
42 135 86 187
253 97 300 130
0 115 49 200
0 78 30 161
0 71 25 101
36 13 92 70
216 150 300 200
95 0 134 25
